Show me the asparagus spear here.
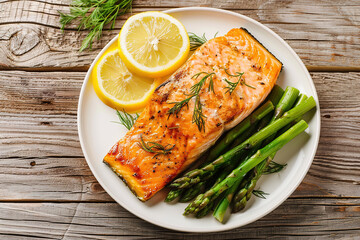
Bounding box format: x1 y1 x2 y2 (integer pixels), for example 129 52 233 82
171 96 316 189
184 120 309 215
213 145 259 222
181 153 242 203
231 153 274 212
168 86 282 198
232 94 308 213
213 88 300 222
267 85 285 106
205 100 275 163
170 101 275 189
272 87 299 120
179 181 205 202
261 87 299 146
195 201 215 218
181 90 283 203
230 85 285 149
165 153 209 202
165 189 183 202
275 94 308 136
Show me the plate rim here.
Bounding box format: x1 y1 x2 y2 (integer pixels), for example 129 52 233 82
77 6 321 233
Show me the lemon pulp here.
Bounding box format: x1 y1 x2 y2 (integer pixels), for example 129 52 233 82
118 11 190 78
92 43 160 112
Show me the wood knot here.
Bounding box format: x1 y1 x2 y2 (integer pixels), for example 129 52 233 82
10 28 40 56
90 182 104 193
40 121 52 125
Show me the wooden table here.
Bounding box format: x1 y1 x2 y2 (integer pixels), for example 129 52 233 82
1 0 359 238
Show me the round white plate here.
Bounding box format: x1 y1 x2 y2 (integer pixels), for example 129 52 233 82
78 7 320 232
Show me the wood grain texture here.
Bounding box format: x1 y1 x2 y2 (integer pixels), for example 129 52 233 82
0 199 359 239
0 71 359 201
1 1 360 238
0 0 359 70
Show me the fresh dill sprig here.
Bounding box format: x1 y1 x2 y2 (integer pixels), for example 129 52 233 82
138 134 175 158
207 73 215 93
188 32 218 51
264 161 287 175
223 69 256 95
223 70 244 95
193 95 206 132
59 0 133 51
113 109 139 130
167 96 193 117
224 78 241 95
252 189 269 199
188 32 208 51
167 72 215 132
190 72 215 95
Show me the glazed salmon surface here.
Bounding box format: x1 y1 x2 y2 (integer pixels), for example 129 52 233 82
104 28 283 201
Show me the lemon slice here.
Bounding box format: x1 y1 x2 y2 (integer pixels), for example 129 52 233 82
118 11 190 78
92 47 160 112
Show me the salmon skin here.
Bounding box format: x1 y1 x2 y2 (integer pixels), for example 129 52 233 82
104 28 283 201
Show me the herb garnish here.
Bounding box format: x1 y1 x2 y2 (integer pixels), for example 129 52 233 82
114 109 139 130
188 33 208 51
191 72 215 94
138 134 175 158
223 71 244 95
168 72 215 132
263 161 287 175
188 32 218 51
193 95 207 132
59 0 133 51
252 189 269 199
223 69 256 95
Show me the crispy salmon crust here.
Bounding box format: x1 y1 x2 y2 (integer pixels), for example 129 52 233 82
104 28 283 201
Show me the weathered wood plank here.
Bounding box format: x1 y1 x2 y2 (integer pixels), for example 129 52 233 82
1 0 359 238
0 0 359 69
0 71 359 201
0 71 82 115
0 199 359 239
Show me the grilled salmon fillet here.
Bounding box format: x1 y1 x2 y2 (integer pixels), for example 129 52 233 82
104 28 282 201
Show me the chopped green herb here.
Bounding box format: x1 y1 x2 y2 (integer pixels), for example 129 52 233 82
114 109 139 130
138 134 175 158
252 189 269 199
168 72 215 132
264 161 287 175
188 32 218 51
223 69 256 95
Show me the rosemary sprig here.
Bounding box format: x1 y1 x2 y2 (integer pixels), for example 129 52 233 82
188 32 218 51
223 69 256 95
59 0 133 51
263 161 287 175
252 189 269 199
113 109 139 130
168 72 215 132
138 134 175 158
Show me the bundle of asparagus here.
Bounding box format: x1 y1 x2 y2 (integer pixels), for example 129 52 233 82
165 85 316 223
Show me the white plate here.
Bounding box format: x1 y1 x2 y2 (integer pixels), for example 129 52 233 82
78 7 320 232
